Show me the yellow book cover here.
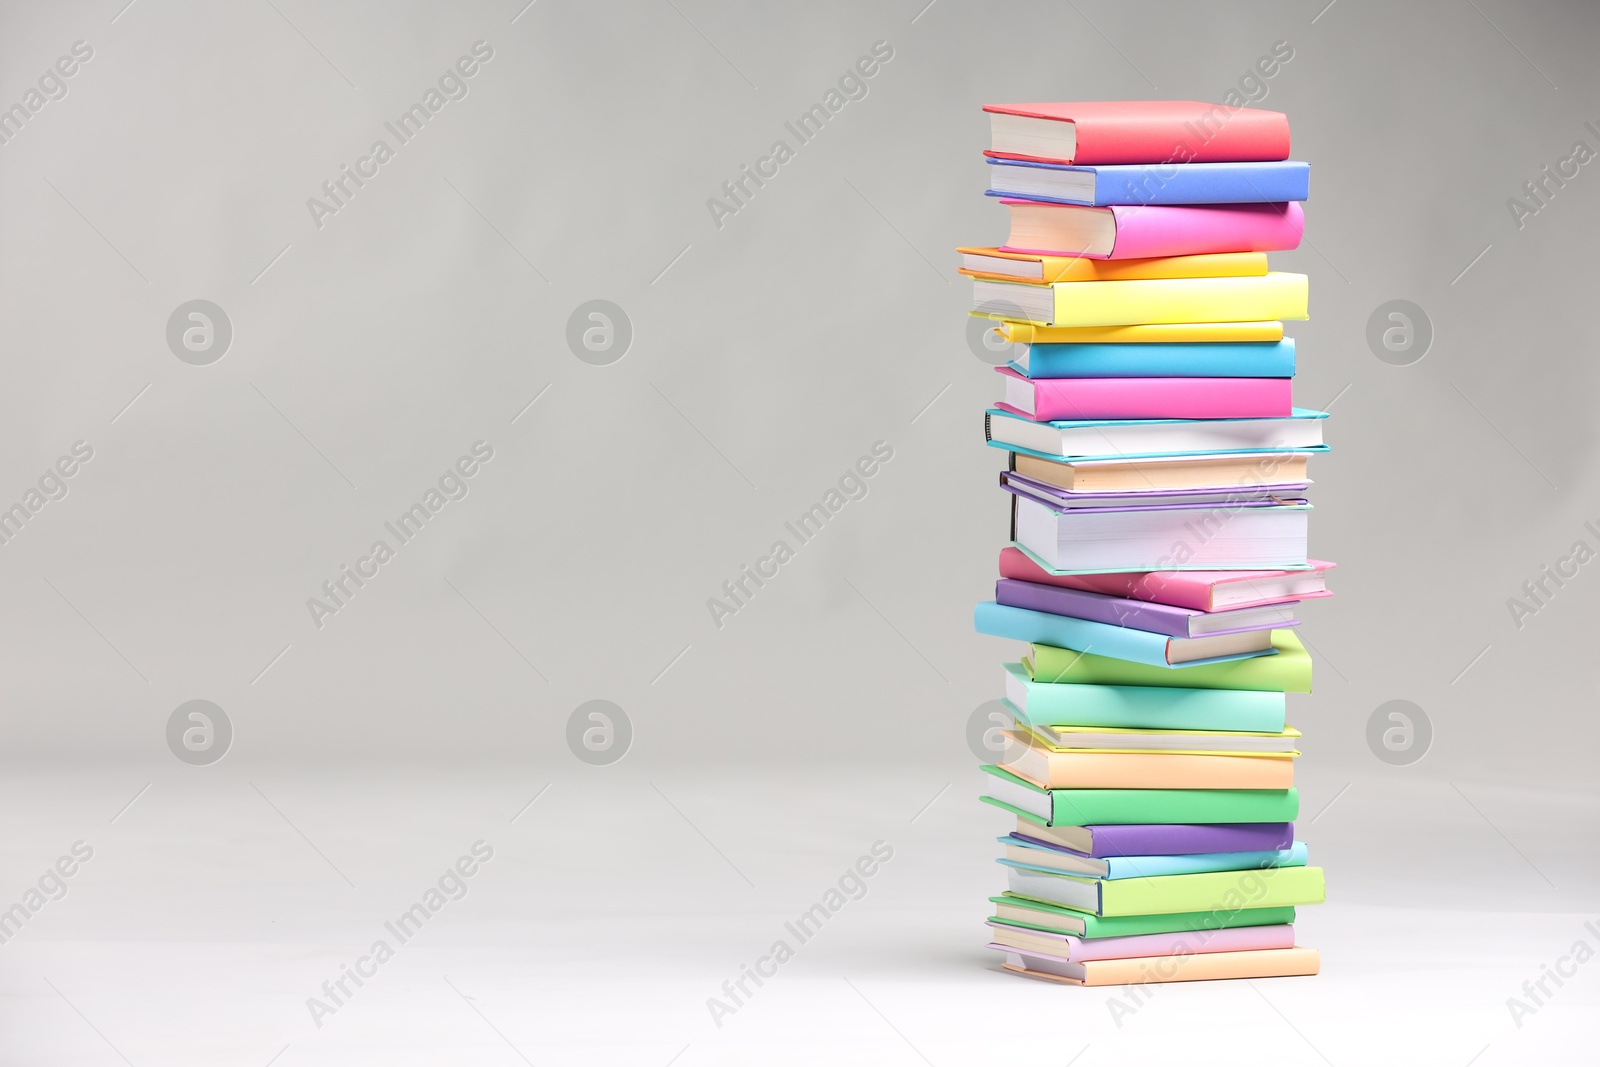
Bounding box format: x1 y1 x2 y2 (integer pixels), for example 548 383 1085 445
980 317 1285 344
956 248 1268 284
1046 272 1308 328
1017 723 1302 760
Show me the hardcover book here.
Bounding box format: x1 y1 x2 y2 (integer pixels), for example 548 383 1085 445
985 159 1310 206
1026 628 1312 693
989 892 1297 938
1004 450 1315 493
983 100 1292 165
985 406 1328 461
981 764 1300 826
1009 339 1295 379
983 317 1286 344
974 270 1309 325
1005 818 1295 858
994 577 1297 638
996 945 1320 985
1001 838 1308 879
996 367 1293 421
986 920 1295 962
958 247 1268 284
998 200 1304 260
1000 546 1336 611
1006 495 1311 574
1004 860 1326 916
974 600 1277 666
1001 663 1288 733
996 735 1295 790
1016 720 1302 757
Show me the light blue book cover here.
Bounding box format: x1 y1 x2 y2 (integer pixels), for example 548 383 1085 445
975 601 1278 668
999 838 1309 879
1012 339 1295 379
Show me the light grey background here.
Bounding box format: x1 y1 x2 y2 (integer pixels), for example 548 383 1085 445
1 1 1596 1064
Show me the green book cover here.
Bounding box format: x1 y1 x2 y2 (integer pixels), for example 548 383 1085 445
981 765 1298 825
1002 663 1287 732
1101 864 1324 916
989 894 1296 939
1008 863 1324 917
1028 628 1311 693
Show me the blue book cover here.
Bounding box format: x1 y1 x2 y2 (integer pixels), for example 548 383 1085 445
974 601 1279 668
1013 339 1295 379
985 159 1311 206
999 839 1310 880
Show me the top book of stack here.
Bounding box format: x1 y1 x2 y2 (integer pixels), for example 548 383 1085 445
984 100 1291 166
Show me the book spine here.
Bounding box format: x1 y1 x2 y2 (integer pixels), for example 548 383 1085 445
1024 376 1294 421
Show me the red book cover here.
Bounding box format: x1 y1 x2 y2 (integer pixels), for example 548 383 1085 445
983 100 1290 165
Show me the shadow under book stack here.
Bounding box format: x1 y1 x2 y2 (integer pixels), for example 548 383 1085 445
965 101 1335 987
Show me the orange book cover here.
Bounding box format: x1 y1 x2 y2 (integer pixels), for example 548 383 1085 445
1003 946 1320 986
999 733 1294 790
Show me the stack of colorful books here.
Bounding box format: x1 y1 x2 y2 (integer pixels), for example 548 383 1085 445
964 101 1334 988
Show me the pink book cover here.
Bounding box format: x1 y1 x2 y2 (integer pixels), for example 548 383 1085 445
998 546 1337 611
986 921 1296 963
982 101 1291 165
996 366 1292 421
1000 200 1304 260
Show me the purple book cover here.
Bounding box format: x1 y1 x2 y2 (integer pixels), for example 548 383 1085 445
995 578 1296 638
1015 822 1295 858
1001 480 1308 517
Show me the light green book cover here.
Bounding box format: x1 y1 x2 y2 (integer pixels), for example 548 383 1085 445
981 765 1299 826
1028 628 1311 693
989 894 1296 939
1096 864 1324 916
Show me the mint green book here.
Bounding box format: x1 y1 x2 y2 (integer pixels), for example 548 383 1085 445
1006 860 1325 917
989 893 1297 939
1002 662 1287 732
981 764 1298 826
